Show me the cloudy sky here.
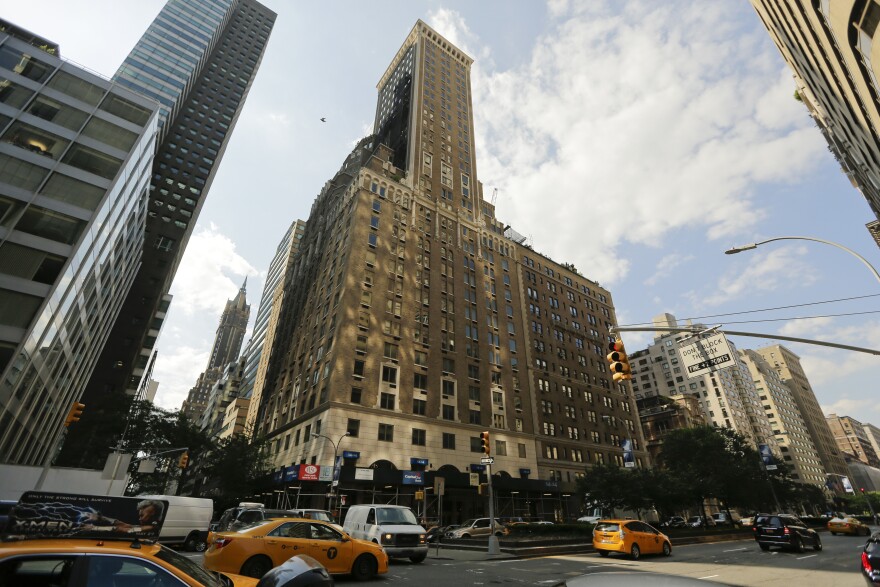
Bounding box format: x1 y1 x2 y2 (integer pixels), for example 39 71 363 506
7 1 879 424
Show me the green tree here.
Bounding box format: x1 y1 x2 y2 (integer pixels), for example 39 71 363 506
199 433 273 512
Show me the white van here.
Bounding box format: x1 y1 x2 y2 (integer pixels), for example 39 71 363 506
138 494 213 551
343 504 427 562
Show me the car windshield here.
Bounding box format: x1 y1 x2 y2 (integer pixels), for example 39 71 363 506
300 511 333 522
460 519 477 527
155 545 224 587
594 523 619 532
376 507 418 525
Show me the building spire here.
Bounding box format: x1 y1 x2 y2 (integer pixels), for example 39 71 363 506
241 276 247 292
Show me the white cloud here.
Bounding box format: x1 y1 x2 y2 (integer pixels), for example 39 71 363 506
820 397 878 418
687 245 817 308
170 223 260 316
644 253 695 286
778 316 834 337
151 344 211 410
461 1 825 285
795 319 880 387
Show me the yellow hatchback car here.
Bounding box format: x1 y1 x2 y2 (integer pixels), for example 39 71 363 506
592 519 673 560
205 517 388 580
828 516 872 536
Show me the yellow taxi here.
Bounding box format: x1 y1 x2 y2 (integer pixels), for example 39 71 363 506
0 537 258 586
592 519 672 560
1 491 258 587
828 515 872 536
205 517 388 580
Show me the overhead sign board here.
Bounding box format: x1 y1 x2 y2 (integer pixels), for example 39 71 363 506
678 333 736 379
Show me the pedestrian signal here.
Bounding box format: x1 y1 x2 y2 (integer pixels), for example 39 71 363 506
178 451 189 469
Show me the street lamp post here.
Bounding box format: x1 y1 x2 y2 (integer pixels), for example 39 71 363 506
312 432 350 517
725 236 880 284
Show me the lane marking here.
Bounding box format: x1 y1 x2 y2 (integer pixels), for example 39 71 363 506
797 554 817 560
722 547 748 552
699 575 719 580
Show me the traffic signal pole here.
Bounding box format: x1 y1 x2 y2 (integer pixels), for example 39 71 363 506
487 462 500 556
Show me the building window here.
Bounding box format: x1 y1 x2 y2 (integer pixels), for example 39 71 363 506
350 387 362 404
442 379 455 396
380 392 395 410
413 398 427 415
469 409 481 425
412 428 426 446
381 365 398 387
347 419 360 437
353 360 365 377
442 405 455 420
413 373 428 390
378 424 394 442
442 433 455 450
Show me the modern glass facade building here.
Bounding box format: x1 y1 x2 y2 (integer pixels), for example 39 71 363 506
0 23 160 465
61 0 275 467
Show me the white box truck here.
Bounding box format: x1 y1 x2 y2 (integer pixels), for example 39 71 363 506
137 494 213 551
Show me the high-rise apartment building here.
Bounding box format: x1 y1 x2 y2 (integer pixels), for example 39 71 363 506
869 220 880 250
254 21 647 521
180 282 249 422
754 345 849 479
865 422 880 462
0 21 159 465
61 0 275 467
739 350 826 486
239 219 306 433
748 1 880 220
628 314 775 449
826 413 880 468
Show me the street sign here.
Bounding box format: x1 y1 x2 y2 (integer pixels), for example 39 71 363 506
678 332 736 379
480 457 494 464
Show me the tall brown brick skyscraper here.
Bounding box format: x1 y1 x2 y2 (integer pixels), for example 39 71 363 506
254 21 646 523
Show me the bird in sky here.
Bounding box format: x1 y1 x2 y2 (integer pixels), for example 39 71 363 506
320 117 326 122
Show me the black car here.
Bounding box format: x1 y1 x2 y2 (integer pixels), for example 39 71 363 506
753 514 822 552
0 500 15 533
660 516 687 529
864 531 880 585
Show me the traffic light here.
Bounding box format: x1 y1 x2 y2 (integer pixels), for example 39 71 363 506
861 488 866 494
479 431 490 456
178 451 189 469
607 339 632 382
64 402 85 427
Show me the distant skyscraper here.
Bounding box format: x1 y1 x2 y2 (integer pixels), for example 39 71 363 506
61 0 275 467
749 1 880 220
754 345 849 479
868 220 880 250
181 282 249 422
252 21 648 520
0 20 160 465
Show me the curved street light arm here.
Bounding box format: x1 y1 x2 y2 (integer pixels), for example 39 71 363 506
725 236 880 284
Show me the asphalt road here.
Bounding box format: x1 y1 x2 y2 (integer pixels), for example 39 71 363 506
186 529 873 586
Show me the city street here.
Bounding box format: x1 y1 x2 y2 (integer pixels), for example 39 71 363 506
183 529 874 585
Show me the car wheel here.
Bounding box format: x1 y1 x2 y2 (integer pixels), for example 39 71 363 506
461 533 471 538
662 541 672 557
830 531 837 536
494 531 504 537
864 527 872 537
185 533 207 552
630 543 641 560
598 550 610 557
240 555 273 579
792 536 804 553
410 552 427 563
759 543 770 551
813 536 822 551
351 554 378 581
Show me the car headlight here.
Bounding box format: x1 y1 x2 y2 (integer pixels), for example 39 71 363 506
383 533 393 543
419 534 426 543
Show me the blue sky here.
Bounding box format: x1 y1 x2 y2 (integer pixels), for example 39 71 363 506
7 1 879 426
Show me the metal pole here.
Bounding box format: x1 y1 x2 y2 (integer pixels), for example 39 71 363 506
487 463 500 555
35 428 67 491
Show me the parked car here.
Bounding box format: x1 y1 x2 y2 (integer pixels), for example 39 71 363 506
592 519 672 560
205 517 388 580
577 515 602 524
711 512 740 527
753 514 822 552
214 504 298 533
659 516 686 529
863 531 880 585
446 517 508 538
426 524 459 543
828 516 872 536
686 516 715 528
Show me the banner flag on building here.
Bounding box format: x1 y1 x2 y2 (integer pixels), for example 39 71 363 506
841 476 855 494
622 438 635 468
758 444 777 470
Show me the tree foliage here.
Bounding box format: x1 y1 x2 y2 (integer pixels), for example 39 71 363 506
199 433 273 512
